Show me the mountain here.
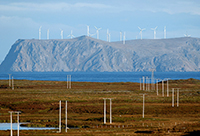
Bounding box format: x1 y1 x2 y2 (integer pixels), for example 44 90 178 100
0 36 200 72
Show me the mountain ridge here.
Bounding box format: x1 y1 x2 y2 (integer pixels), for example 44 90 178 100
0 36 200 72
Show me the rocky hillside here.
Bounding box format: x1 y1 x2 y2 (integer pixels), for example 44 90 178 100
0 36 200 72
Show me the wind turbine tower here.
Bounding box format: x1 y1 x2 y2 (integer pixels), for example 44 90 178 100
94 26 102 39
164 26 166 39
87 25 90 36
60 29 63 39
107 29 111 42
109 33 111 42
151 26 158 39
123 32 125 44
47 29 49 39
138 27 145 39
67 30 75 39
86 25 96 37
39 26 42 40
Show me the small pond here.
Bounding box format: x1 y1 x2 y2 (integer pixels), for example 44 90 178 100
0 123 57 130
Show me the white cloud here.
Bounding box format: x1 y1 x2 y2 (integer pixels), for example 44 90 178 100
157 1 200 15
130 0 200 15
0 1 199 15
0 2 113 12
0 16 38 27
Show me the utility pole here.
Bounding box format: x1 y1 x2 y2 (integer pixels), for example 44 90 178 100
8 111 21 136
17 112 20 136
166 78 170 97
172 88 174 107
172 88 180 107
65 101 67 132
59 100 61 133
177 89 179 107
9 111 13 136
143 76 145 90
9 74 11 87
12 76 14 90
142 94 146 118
146 77 148 91
103 98 106 124
162 80 164 97
58 100 68 133
156 79 159 96
103 98 113 124
67 75 71 89
109 98 112 124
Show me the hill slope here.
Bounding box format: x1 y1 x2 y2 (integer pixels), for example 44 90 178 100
0 36 200 72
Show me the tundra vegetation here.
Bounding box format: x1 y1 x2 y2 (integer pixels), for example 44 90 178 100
0 78 200 135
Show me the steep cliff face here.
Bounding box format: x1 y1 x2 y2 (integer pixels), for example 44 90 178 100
0 36 200 72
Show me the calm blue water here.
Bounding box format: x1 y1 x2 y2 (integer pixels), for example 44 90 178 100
0 72 200 83
0 123 56 130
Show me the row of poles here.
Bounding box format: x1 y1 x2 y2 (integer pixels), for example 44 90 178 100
6 75 71 135
8 74 14 90
8 111 21 136
103 98 112 124
7 73 180 134
8 92 180 135
8 74 72 90
9 99 111 135
139 73 181 119
140 77 171 97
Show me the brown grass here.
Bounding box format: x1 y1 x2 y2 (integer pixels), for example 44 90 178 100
0 78 200 135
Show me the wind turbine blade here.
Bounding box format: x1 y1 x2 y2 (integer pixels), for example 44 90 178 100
155 26 158 29
90 33 96 36
138 27 141 30
94 26 97 29
142 28 146 31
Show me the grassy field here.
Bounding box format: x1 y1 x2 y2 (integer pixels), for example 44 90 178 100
0 78 200 135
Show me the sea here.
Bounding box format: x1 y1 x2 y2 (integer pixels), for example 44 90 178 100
0 72 200 83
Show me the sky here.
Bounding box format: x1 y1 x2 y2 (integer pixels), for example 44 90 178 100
0 0 200 63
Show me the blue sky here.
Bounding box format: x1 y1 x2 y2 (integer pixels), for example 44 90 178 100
0 0 200 63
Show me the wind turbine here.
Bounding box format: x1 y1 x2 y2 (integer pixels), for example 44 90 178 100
184 32 191 37
47 29 49 39
107 29 111 42
123 32 125 44
164 26 166 39
138 27 145 39
39 26 42 39
86 25 96 37
151 26 158 39
109 32 111 42
94 26 102 39
60 29 63 39
67 30 75 39
87 25 90 36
